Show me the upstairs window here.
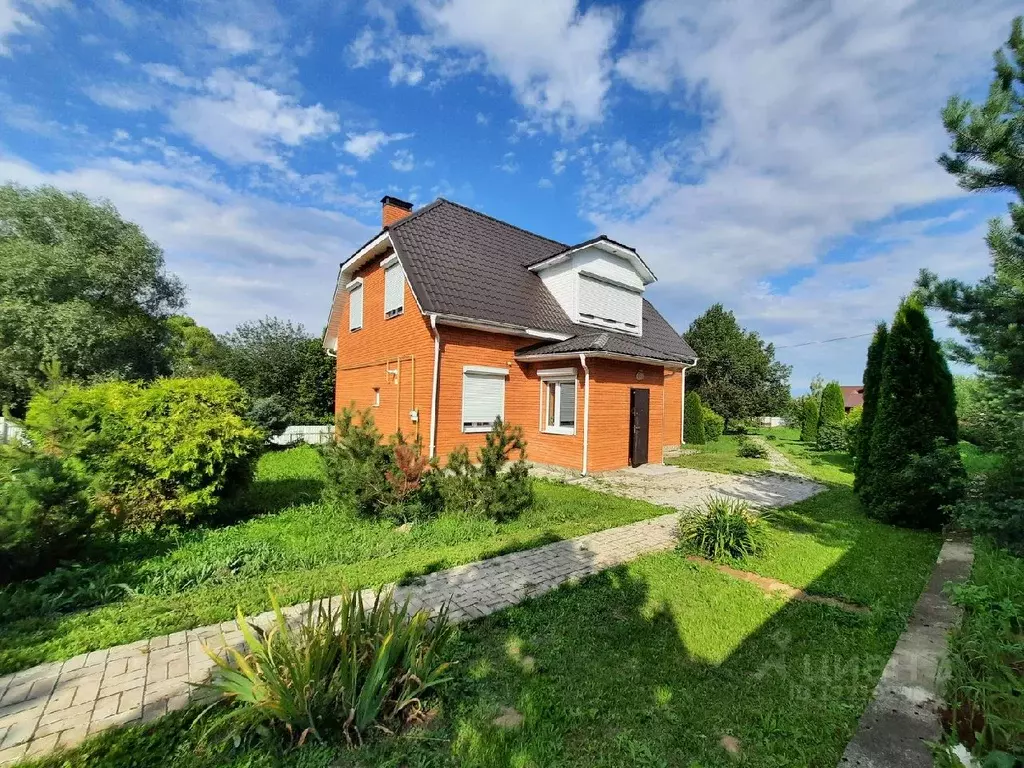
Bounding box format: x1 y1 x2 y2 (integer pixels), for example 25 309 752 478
578 273 642 334
383 255 405 318
347 279 363 331
541 373 576 435
462 366 507 433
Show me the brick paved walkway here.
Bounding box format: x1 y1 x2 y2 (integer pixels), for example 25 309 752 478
0 469 822 765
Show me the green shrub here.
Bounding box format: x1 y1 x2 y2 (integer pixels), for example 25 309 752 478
199 589 456 746
437 418 533 523
955 442 1024 553
677 497 771 560
24 377 263 530
943 542 1024 759
800 397 820 443
702 407 725 442
321 408 441 523
856 324 888 492
0 562 131 617
736 436 767 459
862 299 964 528
0 448 96 582
683 391 705 445
816 382 846 451
247 395 290 437
843 406 863 455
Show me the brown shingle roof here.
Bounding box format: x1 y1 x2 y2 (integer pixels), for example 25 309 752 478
841 386 864 409
385 199 696 364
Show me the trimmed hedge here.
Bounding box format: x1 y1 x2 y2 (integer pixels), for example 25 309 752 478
702 406 725 442
816 381 846 451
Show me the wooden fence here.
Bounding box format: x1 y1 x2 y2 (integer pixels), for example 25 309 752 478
270 425 333 446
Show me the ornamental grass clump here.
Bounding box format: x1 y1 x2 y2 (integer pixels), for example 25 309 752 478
678 497 771 561
198 589 456 748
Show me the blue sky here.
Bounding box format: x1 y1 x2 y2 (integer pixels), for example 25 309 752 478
0 0 1018 391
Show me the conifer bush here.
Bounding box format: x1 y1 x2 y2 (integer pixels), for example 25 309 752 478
861 299 965 529
799 397 819 443
855 324 888 495
702 407 725 442
683 392 705 445
816 381 847 451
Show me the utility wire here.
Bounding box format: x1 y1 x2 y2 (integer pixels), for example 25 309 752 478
775 318 953 350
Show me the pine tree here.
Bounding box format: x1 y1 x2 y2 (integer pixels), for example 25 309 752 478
864 298 965 529
684 391 705 445
854 323 888 495
800 397 819 443
816 382 846 451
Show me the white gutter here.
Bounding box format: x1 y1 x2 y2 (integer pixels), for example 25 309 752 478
679 361 696 444
579 353 590 476
429 314 441 458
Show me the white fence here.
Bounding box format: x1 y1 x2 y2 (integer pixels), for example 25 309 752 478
755 416 787 428
0 417 25 444
271 425 333 446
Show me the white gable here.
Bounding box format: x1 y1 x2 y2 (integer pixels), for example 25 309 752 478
535 243 648 336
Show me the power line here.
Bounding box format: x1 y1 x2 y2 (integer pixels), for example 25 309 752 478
775 317 953 350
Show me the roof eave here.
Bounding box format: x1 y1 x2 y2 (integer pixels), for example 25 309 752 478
527 237 657 285
516 350 695 369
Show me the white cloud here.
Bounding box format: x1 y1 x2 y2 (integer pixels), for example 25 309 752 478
0 0 63 55
0 149 374 332
391 148 415 172
141 62 196 88
497 150 519 173
168 69 339 166
475 112 489 126
577 0 1019 388
342 130 413 160
538 177 553 189
349 0 618 129
83 83 161 111
209 23 256 56
551 148 568 174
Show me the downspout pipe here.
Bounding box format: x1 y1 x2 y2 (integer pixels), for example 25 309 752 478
579 353 590 476
429 314 441 458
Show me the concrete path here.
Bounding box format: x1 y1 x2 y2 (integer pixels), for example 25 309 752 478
839 537 974 768
0 467 822 766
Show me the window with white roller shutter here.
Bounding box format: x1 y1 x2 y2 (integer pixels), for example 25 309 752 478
462 366 507 433
383 260 405 318
578 273 642 333
348 280 363 331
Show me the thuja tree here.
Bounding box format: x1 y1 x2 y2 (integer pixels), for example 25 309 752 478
684 391 706 445
854 323 888 494
800 397 819 443
863 298 964 529
816 381 846 451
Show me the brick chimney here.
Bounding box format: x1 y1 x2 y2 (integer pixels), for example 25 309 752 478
381 195 413 227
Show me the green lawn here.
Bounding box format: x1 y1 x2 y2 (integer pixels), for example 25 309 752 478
665 433 771 475
22 489 940 768
0 447 677 675
959 440 1004 476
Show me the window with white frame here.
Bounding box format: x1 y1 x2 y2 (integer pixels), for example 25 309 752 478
383 255 405 318
539 369 576 434
347 279 363 331
462 366 507 433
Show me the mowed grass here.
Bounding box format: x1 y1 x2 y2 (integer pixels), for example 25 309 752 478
22 499 940 768
0 447 677 675
666 433 771 475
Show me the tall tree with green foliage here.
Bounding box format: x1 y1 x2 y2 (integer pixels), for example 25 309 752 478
219 317 334 422
854 323 888 494
165 316 226 378
0 185 184 414
683 391 705 445
683 304 791 429
916 17 1024 444
862 298 964 529
799 397 819 443
816 381 846 451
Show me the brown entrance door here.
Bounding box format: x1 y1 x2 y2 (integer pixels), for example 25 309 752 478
629 388 650 467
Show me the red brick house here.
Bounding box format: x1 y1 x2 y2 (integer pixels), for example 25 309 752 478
323 197 697 474
841 385 864 413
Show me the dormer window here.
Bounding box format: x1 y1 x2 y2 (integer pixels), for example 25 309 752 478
577 272 642 335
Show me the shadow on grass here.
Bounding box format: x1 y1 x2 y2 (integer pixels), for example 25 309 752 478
21 490 942 768
396 531 567 586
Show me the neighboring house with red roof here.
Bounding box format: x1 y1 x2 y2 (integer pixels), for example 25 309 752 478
841 385 865 413
323 196 697 474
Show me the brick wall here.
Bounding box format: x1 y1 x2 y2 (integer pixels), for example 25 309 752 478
335 250 436 444
587 358 665 471
663 368 683 447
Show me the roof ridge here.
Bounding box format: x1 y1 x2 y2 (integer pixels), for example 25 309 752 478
431 197 568 249
385 198 446 232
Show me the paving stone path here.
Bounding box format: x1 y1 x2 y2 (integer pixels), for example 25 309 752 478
0 468 822 765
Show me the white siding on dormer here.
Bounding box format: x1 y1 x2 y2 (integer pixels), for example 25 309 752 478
534 244 646 336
